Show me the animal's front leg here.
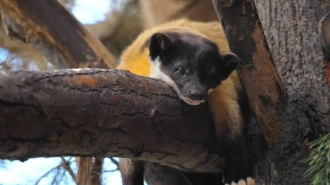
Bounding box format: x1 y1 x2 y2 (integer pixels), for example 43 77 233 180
222 135 255 185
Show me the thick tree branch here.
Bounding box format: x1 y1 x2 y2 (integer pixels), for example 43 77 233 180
0 69 223 173
0 0 117 68
212 0 288 145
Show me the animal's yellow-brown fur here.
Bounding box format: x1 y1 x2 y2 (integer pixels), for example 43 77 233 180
117 19 244 138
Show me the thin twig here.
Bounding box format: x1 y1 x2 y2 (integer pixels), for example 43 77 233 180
103 169 119 173
60 156 77 183
35 164 61 185
109 157 119 169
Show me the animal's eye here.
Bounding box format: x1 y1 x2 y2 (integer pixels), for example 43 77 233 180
207 67 216 77
176 67 185 75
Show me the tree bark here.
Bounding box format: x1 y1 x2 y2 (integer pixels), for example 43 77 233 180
75 157 103 185
212 0 288 146
75 157 92 185
250 1 330 184
0 69 223 173
211 0 330 184
0 0 117 69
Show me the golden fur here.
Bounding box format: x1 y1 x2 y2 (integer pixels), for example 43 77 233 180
117 19 244 139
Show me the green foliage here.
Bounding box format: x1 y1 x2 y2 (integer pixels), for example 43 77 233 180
303 133 330 185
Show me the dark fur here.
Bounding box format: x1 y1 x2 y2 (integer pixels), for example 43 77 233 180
120 31 253 185
150 32 238 101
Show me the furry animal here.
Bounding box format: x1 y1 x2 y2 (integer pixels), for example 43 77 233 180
117 19 255 185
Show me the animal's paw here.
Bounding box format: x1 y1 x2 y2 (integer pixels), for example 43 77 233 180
223 163 255 185
224 177 255 185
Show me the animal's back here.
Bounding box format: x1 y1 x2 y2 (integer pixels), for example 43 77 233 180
118 19 231 76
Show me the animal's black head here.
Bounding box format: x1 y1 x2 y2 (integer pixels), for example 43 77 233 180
148 32 239 105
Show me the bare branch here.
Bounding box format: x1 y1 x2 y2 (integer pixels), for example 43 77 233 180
109 157 119 169
86 0 138 40
35 164 61 185
0 0 117 69
60 157 76 183
103 169 118 173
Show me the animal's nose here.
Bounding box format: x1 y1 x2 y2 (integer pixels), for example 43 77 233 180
190 89 203 100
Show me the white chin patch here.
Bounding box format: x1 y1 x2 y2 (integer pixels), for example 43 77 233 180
148 56 204 106
182 98 204 106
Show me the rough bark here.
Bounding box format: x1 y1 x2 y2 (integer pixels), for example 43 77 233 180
251 1 330 184
0 0 117 69
209 0 330 184
0 69 223 173
212 0 288 145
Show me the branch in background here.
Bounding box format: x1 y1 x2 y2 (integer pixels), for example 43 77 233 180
75 157 92 185
0 69 223 173
102 157 119 173
103 169 118 173
90 157 104 185
0 29 48 70
212 0 288 145
35 163 61 185
60 157 76 183
86 0 138 41
0 0 117 69
109 157 119 169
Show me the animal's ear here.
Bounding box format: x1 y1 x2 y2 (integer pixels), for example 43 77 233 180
149 33 172 61
221 53 240 80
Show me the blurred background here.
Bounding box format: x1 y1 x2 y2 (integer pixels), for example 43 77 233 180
0 0 218 184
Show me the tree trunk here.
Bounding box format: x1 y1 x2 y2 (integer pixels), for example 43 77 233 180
212 0 288 145
250 1 330 184
75 157 103 185
75 157 92 185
